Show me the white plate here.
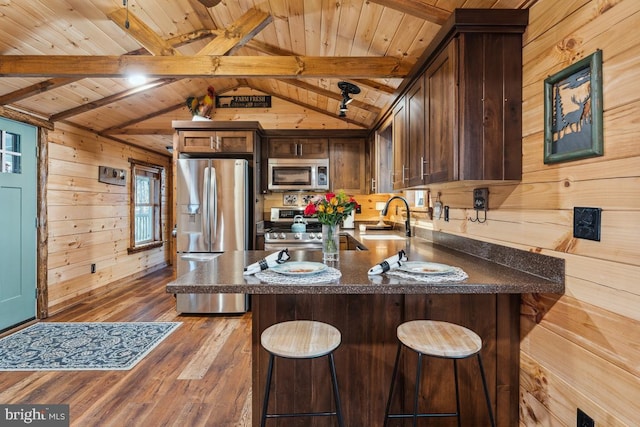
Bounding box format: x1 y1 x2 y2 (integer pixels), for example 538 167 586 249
398 261 454 275
271 262 327 276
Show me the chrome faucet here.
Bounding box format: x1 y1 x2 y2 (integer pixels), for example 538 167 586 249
381 196 411 237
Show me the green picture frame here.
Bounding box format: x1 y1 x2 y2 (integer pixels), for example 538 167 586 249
544 49 603 164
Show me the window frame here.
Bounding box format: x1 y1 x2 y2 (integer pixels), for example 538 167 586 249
128 160 164 253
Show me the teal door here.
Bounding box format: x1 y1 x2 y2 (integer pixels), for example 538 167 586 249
0 117 37 331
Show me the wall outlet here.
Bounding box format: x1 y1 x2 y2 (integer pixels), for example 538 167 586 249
91 263 96 274
573 207 601 241
577 408 594 427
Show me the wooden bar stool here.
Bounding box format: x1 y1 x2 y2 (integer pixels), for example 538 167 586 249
384 320 495 427
260 320 345 427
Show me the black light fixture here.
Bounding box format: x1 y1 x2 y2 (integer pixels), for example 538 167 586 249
337 81 360 117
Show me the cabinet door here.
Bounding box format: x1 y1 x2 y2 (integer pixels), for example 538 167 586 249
298 139 329 158
180 131 216 152
217 131 253 153
392 101 407 190
329 138 365 194
426 42 456 183
268 139 298 157
268 138 329 158
407 76 426 187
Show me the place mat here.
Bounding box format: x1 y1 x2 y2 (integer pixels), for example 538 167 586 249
255 267 342 284
386 267 468 283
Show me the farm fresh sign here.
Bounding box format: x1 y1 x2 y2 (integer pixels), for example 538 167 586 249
215 95 271 108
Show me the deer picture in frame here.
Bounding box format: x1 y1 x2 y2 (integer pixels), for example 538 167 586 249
544 50 603 164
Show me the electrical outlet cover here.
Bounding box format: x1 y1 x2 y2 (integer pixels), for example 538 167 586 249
573 207 601 241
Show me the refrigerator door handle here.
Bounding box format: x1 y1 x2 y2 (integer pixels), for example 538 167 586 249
203 166 210 249
210 166 218 245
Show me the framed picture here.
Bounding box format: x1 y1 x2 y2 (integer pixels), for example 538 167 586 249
544 49 603 164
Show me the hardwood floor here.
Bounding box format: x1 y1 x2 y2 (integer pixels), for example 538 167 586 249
0 267 252 427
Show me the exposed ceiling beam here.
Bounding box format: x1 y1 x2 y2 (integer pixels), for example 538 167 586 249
0 56 411 78
277 79 380 114
368 0 450 25
243 39 397 95
50 78 176 122
248 84 367 128
197 8 272 55
108 8 182 56
100 102 185 135
0 77 82 105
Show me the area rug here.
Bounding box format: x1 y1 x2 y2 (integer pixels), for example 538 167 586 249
0 322 181 371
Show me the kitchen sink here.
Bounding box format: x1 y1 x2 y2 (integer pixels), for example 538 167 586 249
358 234 406 241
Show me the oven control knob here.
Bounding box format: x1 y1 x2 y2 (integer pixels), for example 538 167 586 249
315 232 323 239
294 232 302 240
279 233 286 239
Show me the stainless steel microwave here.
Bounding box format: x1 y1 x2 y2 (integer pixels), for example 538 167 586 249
267 158 329 191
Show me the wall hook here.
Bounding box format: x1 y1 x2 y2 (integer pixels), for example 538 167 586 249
468 187 488 223
468 209 487 223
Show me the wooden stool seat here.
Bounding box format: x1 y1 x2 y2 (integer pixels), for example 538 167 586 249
397 320 482 358
260 320 345 427
384 320 495 427
261 320 341 358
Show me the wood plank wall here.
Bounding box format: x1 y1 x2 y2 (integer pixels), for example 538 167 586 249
403 0 640 424
46 122 172 313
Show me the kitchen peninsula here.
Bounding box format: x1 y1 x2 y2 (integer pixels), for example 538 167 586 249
167 232 564 427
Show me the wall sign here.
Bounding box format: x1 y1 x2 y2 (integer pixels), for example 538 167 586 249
215 95 271 108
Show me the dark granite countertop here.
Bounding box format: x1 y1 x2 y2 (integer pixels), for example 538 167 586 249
167 230 564 295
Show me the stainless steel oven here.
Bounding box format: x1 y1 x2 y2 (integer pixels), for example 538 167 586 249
264 207 323 251
267 158 329 191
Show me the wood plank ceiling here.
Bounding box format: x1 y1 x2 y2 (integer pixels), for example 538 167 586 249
0 0 534 153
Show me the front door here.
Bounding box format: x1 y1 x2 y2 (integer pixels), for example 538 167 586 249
0 117 37 331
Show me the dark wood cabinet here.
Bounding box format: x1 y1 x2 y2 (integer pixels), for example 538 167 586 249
387 9 527 188
179 130 254 153
391 101 406 190
329 138 365 194
407 76 427 187
268 138 328 158
425 42 456 183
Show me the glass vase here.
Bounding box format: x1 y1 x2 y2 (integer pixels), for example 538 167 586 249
322 223 340 262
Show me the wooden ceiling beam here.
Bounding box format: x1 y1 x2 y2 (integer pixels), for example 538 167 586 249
0 77 82 105
247 84 367 128
277 79 380 114
369 0 450 25
0 56 411 78
243 40 397 95
198 9 272 55
50 78 176 122
108 8 181 56
100 102 185 135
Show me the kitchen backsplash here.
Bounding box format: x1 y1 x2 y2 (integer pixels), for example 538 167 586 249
261 192 404 222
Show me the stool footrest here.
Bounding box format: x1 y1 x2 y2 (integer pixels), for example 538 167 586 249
387 412 458 419
266 411 338 418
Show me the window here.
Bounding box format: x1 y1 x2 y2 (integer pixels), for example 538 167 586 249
130 161 163 252
0 130 21 174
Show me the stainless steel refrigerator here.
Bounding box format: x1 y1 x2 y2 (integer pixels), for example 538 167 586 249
176 158 250 314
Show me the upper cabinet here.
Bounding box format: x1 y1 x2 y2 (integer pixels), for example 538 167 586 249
172 121 262 156
329 138 366 194
268 138 329 158
384 9 528 188
179 130 254 153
